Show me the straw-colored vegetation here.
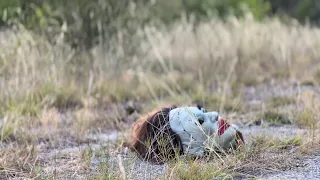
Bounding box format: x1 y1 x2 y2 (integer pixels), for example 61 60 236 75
1 0 320 179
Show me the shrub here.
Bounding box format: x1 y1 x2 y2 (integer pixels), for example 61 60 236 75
0 0 271 48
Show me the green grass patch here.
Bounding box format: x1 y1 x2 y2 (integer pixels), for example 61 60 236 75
165 160 232 180
0 83 83 117
268 96 295 108
296 107 318 129
258 111 292 126
251 135 302 150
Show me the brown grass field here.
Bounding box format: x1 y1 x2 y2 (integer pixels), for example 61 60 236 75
0 15 320 179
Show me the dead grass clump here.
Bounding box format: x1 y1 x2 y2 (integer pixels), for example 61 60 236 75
297 132 320 155
0 115 20 142
41 90 83 112
0 144 38 179
73 104 127 131
93 81 138 103
0 113 34 143
295 91 320 129
37 108 61 127
268 96 295 108
296 108 318 129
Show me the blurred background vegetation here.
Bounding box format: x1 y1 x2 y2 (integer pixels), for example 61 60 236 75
1 0 320 133
1 0 319 49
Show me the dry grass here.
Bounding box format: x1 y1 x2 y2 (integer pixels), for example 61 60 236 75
1 14 320 178
0 143 38 179
295 91 320 129
163 135 304 180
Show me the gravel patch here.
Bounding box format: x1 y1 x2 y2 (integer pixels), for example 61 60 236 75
241 125 308 142
243 82 318 102
264 155 320 180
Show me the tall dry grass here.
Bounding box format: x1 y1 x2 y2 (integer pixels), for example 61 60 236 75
1 15 320 137
1 14 320 179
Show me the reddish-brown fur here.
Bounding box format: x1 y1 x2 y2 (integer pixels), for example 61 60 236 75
128 105 183 164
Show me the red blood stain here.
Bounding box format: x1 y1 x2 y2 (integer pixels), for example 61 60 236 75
218 118 231 136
